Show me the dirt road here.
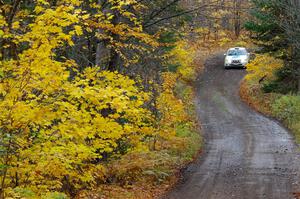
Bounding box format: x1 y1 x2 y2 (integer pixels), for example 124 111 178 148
165 54 300 199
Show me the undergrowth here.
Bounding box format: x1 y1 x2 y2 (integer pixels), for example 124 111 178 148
240 81 300 143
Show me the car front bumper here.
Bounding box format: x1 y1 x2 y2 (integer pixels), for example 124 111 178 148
224 63 247 68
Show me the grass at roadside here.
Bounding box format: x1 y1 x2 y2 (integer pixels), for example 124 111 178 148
240 80 300 143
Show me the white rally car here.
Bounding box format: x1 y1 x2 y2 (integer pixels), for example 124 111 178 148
224 47 250 69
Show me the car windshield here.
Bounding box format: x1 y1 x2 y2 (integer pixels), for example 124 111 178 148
227 49 247 56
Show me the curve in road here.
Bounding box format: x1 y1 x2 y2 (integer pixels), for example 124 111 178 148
165 54 300 199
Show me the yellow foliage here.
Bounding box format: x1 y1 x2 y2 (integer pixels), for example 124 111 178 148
166 41 196 82
0 1 154 196
156 73 188 141
0 63 153 195
245 54 283 83
83 0 158 66
0 0 201 198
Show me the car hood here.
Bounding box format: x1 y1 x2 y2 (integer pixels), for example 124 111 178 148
226 55 248 60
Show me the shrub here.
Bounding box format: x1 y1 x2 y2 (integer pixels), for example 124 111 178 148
166 41 196 82
6 188 68 199
245 54 283 84
272 95 300 127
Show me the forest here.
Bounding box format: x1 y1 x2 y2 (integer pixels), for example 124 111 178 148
0 0 299 198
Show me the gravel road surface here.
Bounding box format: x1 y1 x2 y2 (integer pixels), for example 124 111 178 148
165 53 300 199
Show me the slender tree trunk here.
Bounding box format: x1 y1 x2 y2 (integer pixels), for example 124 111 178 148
234 0 242 38
95 38 110 68
107 10 121 71
95 0 110 68
108 50 120 71
95 0 121 70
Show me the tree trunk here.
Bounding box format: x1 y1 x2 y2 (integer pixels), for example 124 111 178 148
108 50 120 71
95 39 110 68
95 0 121 71
95 0 111 68
234 0 242 38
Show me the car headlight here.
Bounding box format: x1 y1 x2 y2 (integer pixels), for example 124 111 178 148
241 59 248 64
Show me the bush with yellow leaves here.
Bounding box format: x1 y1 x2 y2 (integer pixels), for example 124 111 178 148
166 41 197 82
245 53 283 84
0 0 201 198
0 1 154 197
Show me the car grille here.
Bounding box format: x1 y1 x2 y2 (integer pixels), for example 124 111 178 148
232 60 241 64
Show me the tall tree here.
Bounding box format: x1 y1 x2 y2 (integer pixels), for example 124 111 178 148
245 0 300 93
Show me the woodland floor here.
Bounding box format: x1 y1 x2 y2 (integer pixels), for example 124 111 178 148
163 53 300 199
